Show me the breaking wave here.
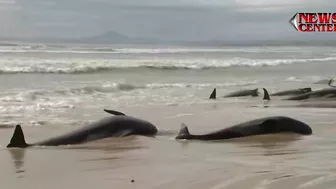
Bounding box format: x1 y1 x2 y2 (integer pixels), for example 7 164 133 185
0 57 335 74
0 81 258 103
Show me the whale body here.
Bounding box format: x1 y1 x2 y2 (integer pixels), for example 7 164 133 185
284 88 336 100
175 116 312 141
270 88 312 96
209 88 259 99
7 110 158 148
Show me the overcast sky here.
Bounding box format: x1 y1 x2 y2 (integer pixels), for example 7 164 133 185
0 0 335 41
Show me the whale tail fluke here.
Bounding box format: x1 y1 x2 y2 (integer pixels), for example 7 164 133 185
263 88 270 100
175 123 192 139
209 88 216 99
252 88 259 97
7 125 28 148
104 109 126 116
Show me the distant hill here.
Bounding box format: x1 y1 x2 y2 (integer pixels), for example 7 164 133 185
1 31 336 46
59 31 336 46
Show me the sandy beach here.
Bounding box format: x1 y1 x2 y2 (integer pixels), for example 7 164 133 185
1 101 336 189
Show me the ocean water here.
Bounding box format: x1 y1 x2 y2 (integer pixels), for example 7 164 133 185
1 43 336 189
0 44 335 126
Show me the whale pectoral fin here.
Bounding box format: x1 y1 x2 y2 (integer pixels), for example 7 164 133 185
7 125 29 148
209 88 216 99
104 109 126 116
86 131 112 142
86 129 133 142
263 88 271 100
260 119 278 133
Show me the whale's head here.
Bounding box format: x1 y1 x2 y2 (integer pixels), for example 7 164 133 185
260 116 312 135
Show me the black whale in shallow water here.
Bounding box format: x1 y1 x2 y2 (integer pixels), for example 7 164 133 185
314 79 332 84
270 88 312 96
283 78 336 100
7 109 158 148
262 88 336 101
175 116 312 141
209 88 259 99
284 88 336 100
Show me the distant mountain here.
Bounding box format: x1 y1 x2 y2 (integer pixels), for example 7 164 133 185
1 30 336 46
74 31 336 46
62 31 336 46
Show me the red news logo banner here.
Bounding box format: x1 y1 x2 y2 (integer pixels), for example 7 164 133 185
289 12 336 32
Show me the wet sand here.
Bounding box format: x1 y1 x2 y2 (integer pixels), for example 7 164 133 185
1 100 336 189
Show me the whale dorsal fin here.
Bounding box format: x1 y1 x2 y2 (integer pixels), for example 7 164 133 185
178 123 191 136
7 125 28 148
209 88 216 99
104 109 126 116
328 77 336 88
263 88 270 100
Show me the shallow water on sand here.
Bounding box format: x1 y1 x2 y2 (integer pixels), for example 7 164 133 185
1 102 336 189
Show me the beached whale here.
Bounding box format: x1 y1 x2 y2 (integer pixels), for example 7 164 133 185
175 116 312 141
262 88 336 101
284 88 336 100
209 88 259 99
314 79 332 84
270 88 312 96
7 109 158 148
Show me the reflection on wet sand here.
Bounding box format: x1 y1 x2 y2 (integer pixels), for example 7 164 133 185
63 136 149 172
228 134 307 157
242 136 302 157
5 135 150 177
8 148 26 177
176 133 304 157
